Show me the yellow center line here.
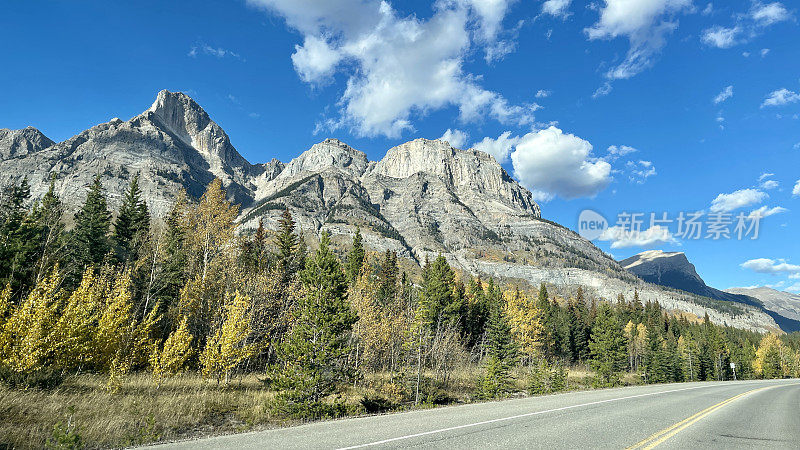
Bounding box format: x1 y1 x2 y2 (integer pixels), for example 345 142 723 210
626 385 775 450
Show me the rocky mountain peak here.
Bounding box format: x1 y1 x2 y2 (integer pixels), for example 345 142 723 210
142 90 252 179
276 138 369 180
621 250 702 285
0 126 55 159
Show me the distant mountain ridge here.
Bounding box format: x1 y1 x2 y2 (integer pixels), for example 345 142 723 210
0 90 783 332
621 250 800 332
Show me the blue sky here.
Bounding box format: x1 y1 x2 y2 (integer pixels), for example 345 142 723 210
1 0 799 291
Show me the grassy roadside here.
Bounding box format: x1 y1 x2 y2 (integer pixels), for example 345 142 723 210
0 368 637 449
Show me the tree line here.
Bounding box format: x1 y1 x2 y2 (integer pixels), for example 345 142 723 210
0 176 798 414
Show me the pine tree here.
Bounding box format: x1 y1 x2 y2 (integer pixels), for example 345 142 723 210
588 303 627 386
275 208 305 284
31 175 66 284
113 174 150 265
0 177 39 295
277 231 358 403
477 294 517 398
70 175 112 283
419 255 457 330
345 227 365 285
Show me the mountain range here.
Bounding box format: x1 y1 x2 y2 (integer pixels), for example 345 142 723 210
621 250 800 332
0 90 783 332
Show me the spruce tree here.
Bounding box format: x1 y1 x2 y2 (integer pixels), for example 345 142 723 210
71 175 112 278
345 227 365 285
477 295 517 398
275 208 304 284
588 303 627 386
277 231 358 403
376 250 398 305
419 255 457 330
31 175 66 284
113 174 150 265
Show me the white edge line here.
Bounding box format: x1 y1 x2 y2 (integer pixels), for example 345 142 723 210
336 382 771 449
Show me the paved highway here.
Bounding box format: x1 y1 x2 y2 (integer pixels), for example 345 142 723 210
154 379 800 449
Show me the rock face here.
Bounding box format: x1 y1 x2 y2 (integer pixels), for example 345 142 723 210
0 127 55 159
621 250 800 332
726 287 800 326
621 251 708 295
0 90 782 332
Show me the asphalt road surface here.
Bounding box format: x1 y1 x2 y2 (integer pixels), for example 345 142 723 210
154 379 800 449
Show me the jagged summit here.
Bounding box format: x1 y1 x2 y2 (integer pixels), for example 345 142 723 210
0 126 55 159
277 138 368 180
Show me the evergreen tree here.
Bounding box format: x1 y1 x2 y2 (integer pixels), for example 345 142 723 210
376 250 398 305
276 231 358 403
419 255 458 330
70 175 112 282
477 295 517 398
345 227 365 285
275 208 304 284
588 303 627 386
31 176 66 285
0 177 39 295
113 174 150 265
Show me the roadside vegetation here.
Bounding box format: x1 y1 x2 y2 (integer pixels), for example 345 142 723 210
1 176 799 448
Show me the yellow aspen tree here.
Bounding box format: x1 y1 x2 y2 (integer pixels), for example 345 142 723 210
1 268 62 373
54 268 106 371
504 289 544 364
96 271 134 389
150 315 194 384
754 333 784 379
200 290 256 384
186 179 238 282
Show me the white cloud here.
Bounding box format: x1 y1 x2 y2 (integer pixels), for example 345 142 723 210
702 2 792 49
593 81 613 98
748 205 788 218
626 160 657 183
535 89 551 98
607 144 638 158
760 179 779 190
701 26 742 48
598 225 677 249
741 258 800 275
473 131 521 163
787 283 800 293
510 126 611 201
291 35 342 83
751 2 791 26
249 0 533 137
541 0 572 19
761 88 800 108
709 188 768 213
758 172 775 181
440 128 469 148
713 85 733 104
702 3 713 15
188 43 243 60
793 179 800 196
760 48 770 57
586 0 693 80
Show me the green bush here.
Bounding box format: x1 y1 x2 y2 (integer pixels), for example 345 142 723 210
0 365 64 390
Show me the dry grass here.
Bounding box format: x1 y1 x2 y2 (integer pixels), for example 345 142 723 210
0 373 289 449
0 366 617 449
